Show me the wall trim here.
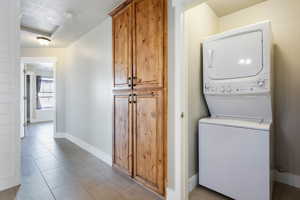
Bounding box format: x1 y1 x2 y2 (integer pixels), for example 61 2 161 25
54 132 66 138
188 174 198 192
165 175 197 200
64 133 113 166
0 177 20 192
166 188 176 200
275 171 300 189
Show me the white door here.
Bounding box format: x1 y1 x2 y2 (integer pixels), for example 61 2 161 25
0 0 20 191
204 31 263 80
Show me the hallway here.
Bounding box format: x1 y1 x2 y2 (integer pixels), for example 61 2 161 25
0 123 162 200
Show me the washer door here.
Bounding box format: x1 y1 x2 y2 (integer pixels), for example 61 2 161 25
204 31 263 80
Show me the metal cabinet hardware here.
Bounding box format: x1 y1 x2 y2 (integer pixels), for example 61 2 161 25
128 94 132 103
132 94 137 103
128 77 132 87
132 76 137 86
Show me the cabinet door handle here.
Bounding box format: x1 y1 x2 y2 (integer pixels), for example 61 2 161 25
132 94 137 103
128 94 132 104
128 77 132 87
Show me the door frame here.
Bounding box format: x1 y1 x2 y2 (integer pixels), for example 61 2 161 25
20 57 58 138
170 0 207 200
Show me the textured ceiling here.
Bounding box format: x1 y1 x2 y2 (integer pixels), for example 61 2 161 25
206 0 267 17
21 0 123 48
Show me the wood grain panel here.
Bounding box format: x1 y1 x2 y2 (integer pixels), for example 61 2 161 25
133 90 164 194
132 0 165 89
112 4 132 90
110 0 167 195
113 93 133 175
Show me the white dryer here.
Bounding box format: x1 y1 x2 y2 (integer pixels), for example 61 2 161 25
199 21 273 200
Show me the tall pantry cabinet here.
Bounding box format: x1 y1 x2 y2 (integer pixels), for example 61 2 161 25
110 0 167 195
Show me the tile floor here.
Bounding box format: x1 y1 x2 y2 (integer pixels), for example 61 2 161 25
190 181 300 200
1 122 299 200
0 122 162 200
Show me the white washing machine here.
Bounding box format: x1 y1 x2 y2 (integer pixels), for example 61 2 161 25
199 21 273 200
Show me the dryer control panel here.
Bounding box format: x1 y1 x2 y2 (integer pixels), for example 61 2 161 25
204 78 270 95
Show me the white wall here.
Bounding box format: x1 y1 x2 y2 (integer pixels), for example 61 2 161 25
167 0 176 189
0 0 20 191
184 3 219 178
219 0 300 177
65 17 113 157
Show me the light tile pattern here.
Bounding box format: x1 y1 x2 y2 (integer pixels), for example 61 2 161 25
0 123 162 200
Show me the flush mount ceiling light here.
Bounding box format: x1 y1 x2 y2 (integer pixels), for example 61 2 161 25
37 36 51 46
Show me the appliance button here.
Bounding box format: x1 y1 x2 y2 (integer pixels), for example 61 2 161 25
220 87 225 93
257 80 265 87
226 87 232 93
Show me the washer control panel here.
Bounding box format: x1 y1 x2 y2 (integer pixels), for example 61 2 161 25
204 78 270 95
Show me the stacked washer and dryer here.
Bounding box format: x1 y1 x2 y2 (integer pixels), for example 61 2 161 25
199 21 273 200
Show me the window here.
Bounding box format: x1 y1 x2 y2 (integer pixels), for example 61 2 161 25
36 76 55 109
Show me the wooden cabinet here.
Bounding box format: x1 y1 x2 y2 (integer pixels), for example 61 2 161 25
112 0 166 90
133 90 164 194
132 0 165 89
113 92 133 175
110 0 167 196
112 4 132 90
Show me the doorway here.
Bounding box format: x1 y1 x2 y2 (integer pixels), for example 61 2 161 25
20 57 57 139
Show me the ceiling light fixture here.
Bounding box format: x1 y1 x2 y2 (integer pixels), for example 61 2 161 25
37 36 51 46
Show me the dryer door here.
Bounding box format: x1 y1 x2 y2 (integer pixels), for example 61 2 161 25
204 31 263 80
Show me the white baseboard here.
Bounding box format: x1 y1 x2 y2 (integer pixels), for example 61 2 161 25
275 171 300 189
64 133 112 166
54 132 66 138
166 188 176 200
0 176 20 192
189 174 198 192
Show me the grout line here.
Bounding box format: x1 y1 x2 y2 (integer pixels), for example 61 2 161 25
23 124 57 200
23 123 160 200
32 155 57 200
29 125 97 200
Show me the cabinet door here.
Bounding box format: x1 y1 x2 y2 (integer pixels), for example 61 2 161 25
112 4 132 90
133 90 165 194
132 0 166 89
113 93 133 175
